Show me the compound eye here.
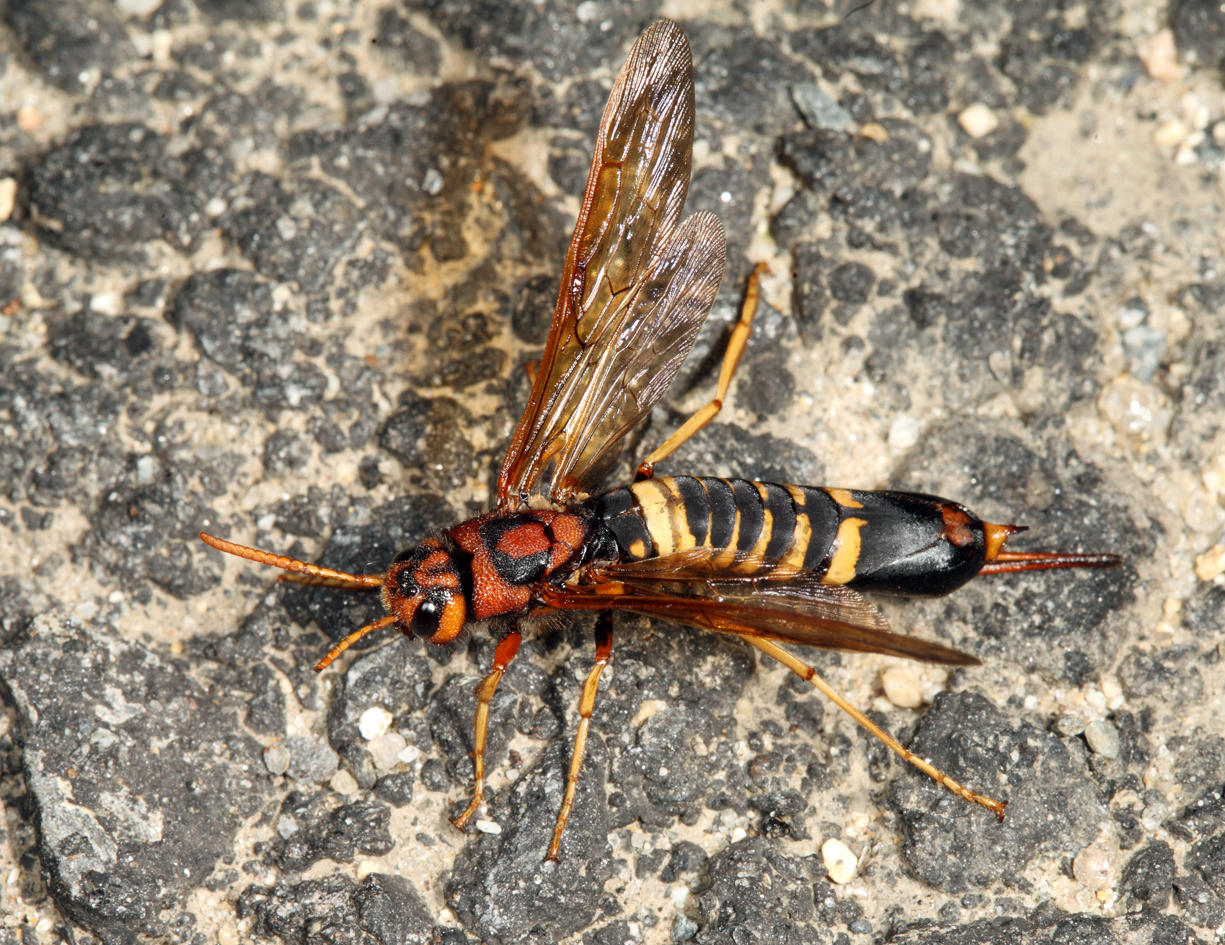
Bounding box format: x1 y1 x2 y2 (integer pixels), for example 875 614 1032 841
408 594 441 638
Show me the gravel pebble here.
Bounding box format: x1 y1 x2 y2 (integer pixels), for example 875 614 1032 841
881 666 924 709
822 837 858 884
1072 843 1117 891
1085 719 1121 759
368 732 408 770
358 706 393 740
1097 375 1173 440
1055 713 1086 737
283 735 339 783
672 914 698 942
790 82 853 131
264 743 291 776
0 177 17 222
1139 29 1181 80
958 102 999 138
330 768 359 796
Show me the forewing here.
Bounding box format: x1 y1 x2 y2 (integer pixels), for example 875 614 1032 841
498 19 706 506
567 551 979 665
544 211 724 496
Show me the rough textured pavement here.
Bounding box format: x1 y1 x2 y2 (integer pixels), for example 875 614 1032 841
1 2 1223 944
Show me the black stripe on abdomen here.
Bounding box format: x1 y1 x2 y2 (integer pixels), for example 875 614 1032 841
761 482 797 561
594 477 843 577
731 479 764 553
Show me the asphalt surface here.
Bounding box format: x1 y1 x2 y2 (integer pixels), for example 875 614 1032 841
1 2 1223 944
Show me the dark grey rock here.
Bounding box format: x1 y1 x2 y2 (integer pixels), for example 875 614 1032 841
272 791 394 872
691 28 809 137
4 0 133 93
998 5 1104 113
373 8 443 77
379 393 477 493
0 615 268 940
660 840 707 882
84 477 223 600
790 83 853 131
781 119 934 197
691 839 823 944
46 308 169 384
887 908 1203 944
1120 647 1205 703
195 0 282 20
446 738 612 945
1171 0 1225 72
237 872 464 945
742 353 797 419
1174 872 1225 931
1122 841 1176 910
221 174 363 293
25 123 211 259
892 692 1106 892
415 0 642 82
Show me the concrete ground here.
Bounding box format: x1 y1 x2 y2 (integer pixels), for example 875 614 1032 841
1 1 1223 944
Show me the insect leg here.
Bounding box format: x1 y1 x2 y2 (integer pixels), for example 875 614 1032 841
546 613 613 861
743 636 1007 820
635 262 768 481
452 628 523 831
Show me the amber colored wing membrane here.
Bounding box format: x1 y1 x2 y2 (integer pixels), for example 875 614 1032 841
549 550 979 665
497 19 725 507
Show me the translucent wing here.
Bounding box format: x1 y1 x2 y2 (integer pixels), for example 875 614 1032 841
497 20 725 507
546 213 724 494
549 550 979 665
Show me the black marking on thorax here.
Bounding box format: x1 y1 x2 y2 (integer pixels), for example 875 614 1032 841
479 513 553 586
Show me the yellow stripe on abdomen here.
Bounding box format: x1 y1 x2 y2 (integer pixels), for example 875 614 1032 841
628 478 677 557
622 478 851 582
823 516 865 584
779 484 813 571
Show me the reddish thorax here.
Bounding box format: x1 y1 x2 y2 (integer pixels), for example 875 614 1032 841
447 510 589 621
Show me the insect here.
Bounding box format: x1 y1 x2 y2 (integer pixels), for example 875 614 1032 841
201 19 1121 860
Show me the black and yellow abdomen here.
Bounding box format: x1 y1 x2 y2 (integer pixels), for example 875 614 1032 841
591 476 991 596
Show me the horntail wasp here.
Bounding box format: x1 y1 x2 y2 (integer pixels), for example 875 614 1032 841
202 19 1121 861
